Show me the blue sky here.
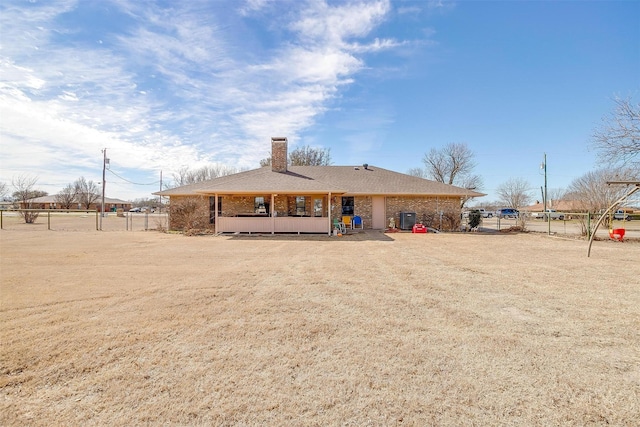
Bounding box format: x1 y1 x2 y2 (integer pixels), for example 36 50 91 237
1 0 638 203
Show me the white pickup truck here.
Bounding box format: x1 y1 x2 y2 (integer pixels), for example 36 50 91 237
531 209 565 220
476 208 493 218
463 208 493 218
614 210 631 221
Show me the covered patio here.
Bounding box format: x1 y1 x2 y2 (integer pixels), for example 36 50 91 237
207 189 345 235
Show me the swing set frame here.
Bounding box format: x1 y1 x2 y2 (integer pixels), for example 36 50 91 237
587 181 640 257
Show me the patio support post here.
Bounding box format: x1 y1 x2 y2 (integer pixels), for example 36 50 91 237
271 193 275 234
328 193 332 236
214 193 219 234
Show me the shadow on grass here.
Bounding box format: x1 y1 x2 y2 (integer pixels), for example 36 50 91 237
221 229 396 242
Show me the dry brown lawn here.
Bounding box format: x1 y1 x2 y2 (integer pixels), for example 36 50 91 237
1 228 639 426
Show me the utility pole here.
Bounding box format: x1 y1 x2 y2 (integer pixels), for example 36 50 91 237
541 153 549 235
100 148 108 231
159 170 162 214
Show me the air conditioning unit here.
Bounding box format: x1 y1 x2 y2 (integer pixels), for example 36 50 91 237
399 211 416 230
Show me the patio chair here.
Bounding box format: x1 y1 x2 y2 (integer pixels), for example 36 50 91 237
352 215 363 229
333 218 346 234
342 215 353 229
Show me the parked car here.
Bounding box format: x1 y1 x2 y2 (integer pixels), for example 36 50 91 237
531 209 565 220
463 208 493 218
613 210 631 221
476 208 493 218
496 208 519 219
129 207 141 213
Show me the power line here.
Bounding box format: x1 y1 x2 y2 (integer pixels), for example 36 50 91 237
107 168 161 186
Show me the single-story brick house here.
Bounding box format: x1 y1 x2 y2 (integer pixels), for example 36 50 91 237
157 137 484 234
21 195 132 212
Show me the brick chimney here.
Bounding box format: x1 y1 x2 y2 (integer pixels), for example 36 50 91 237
271 137 288 173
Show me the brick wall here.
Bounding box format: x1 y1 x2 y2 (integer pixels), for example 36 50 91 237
386 196 461 230
222 196 254 214
355 196 373 228
168 194 462 231
329 195 461 230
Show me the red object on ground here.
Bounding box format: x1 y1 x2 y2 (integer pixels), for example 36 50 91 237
609 228 625 241
412 224 427 233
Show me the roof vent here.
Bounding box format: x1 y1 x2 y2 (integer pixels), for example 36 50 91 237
363 163 369 170
354 166 359 170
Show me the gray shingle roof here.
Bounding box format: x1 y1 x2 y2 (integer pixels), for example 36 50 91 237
292 166 483 196
157 165 484 198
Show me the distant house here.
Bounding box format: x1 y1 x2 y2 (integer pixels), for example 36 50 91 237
157 137 484 234
21 195 132 212
525 200 588 212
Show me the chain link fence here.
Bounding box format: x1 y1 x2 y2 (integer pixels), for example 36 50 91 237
0 210 168 232
461 211 639 239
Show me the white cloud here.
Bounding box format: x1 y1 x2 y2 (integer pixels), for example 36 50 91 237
291 0 390 46
238 0 272 16
0 0 414 198
347 37 410 53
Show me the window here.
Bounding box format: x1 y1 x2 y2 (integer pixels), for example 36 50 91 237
254 196 266 213
313 198 323 217
209 196 222 224
296 196 306 216
341 196 354 215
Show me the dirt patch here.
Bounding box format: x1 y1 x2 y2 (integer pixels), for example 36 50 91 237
1 229 639 425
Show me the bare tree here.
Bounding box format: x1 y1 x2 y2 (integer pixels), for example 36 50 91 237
74 177 100 209
421 142 483 207
12 174 41 223
289 145 332 166
591 96 640 169
260 145 332 167
547 188 567 208
0 182 8 200
406 167 427 178
567 167 636 213
55 184 77 209
172 166 195 186
171 165 239 187
591 97 640 174
259 157 272 167
567 167 636 235
12 189 47 200
496 177 532 209
423 143 477 185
